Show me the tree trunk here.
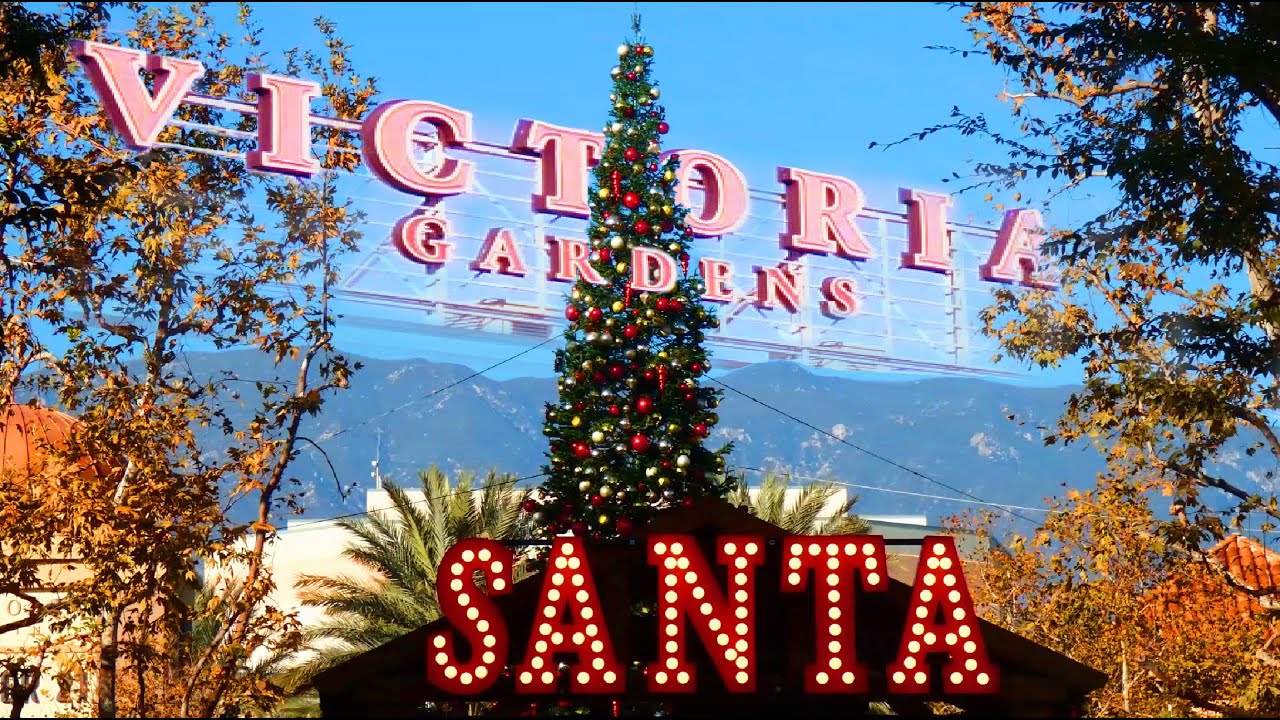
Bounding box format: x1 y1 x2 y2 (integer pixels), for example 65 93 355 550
96 608 119 719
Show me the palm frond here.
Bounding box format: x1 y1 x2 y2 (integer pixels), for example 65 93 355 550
277 465 529 697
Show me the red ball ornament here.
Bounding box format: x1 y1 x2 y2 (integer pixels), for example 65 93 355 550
574 401 585 411
573 443 591 459
624 107 635 118
547 522 561 535
694 423 709 437
634 219 650 234
616 517 636 537
608 364 626 380
587 307 604 323
635 396 653 414
657 122 670 134
642 370 656 382
684 391 696 403
623 324 639 339
668 299 684 313
681 497 695 508
573 371 585 381
590 494 604 507
623 192 641 209
630 434 651 452
661 220 674 232
571 521 587 535
598 248 611 262
608 404 621 416
565 306 581 321
522 499 537 513
592 371 606 385
626 72 637 81
624 147 640 162
661 460 672 469
648 163 658 172
655 297 669 312
690 361 704 374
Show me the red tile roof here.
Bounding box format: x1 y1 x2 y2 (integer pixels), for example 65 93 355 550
1204 534 1280 614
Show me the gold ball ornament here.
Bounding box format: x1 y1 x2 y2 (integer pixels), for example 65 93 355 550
591 430 605 443
612 301 624 312
663 205 674 216
571 416 582 427
598 188 610 199
663 170 675 182
610 236 624 249
668 243 681 253
598 514 611 525
616 262 628 274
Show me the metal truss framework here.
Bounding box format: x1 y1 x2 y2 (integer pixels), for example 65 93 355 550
163 93 1017 379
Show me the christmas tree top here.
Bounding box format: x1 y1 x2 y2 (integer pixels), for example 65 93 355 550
527 15 736 540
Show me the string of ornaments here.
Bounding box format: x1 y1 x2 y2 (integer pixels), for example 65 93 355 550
527 31 735 541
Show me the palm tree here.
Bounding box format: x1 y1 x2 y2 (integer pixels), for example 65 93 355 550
272 466 532 695
728 471 870 535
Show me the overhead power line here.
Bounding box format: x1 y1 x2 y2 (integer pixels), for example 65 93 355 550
314 336 558 443
708 376 1043 526
285 471 547 530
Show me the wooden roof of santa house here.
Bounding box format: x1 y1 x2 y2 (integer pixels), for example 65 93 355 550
312 499 1104 718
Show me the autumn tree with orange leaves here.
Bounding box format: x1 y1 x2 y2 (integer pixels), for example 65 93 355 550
953 481 1280 717
890 2 1280 716
0 2 377 717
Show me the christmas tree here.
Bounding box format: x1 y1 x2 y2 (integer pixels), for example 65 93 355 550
528 17 734 540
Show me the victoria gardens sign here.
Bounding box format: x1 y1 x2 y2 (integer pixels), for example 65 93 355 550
421 533 996 698
72 40 1056 378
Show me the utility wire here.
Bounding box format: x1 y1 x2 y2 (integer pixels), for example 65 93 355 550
314 336 558 443
733 466 1050 515
286 471 547 529
709 376 1043 526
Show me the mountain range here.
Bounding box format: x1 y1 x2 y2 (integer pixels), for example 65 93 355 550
159 349 1269 529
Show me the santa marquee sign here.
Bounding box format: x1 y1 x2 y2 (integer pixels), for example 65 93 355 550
427 533 997 698
71 40 1057 322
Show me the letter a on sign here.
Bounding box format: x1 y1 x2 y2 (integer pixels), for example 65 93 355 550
515 537 624 693
887 537 998 695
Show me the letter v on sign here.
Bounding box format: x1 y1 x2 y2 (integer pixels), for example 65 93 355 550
72 40 205 151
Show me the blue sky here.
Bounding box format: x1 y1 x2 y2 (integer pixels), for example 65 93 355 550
189 2 1094 385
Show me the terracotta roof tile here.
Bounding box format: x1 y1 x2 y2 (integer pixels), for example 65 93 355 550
1206 534 1280 596
1150 534 1280 623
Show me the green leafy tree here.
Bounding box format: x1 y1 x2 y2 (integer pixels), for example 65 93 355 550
898 3 1280 585
275 467 531 695
728 473 871 534
533 15 733 539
